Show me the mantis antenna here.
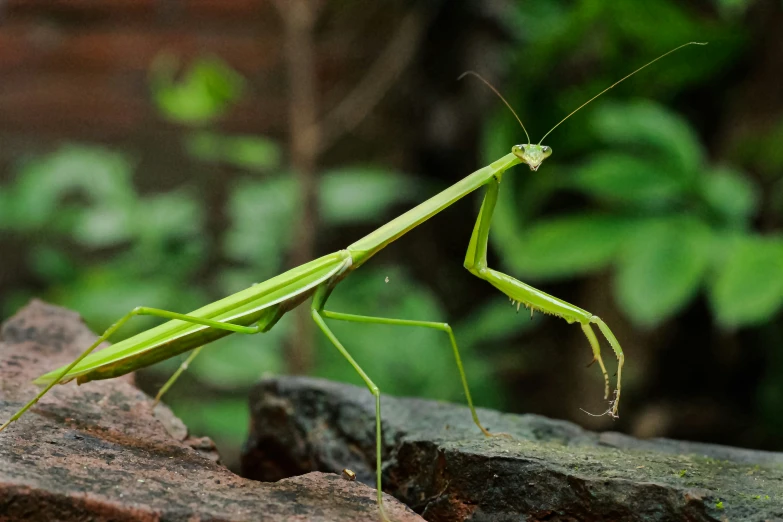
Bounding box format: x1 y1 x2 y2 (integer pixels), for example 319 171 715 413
461 42 707 146
459 70 531 144
538 41 708 144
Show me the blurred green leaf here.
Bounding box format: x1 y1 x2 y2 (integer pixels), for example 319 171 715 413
185 131 281 171
73 187 202 249
615 217 711 326
587 3 743 90
319 168 420 226
11 145 135 231
151 54 244 125
29 245 76 282
508 0 570 44
456 296 537 348
701 166 758 228
123 233 207 280
185 130 223 162
714 0 752 16
592 101 703 177
223 136 281 171
604 3 707 68
571 152 685 205
73 205 135 247
710 236 783 327
134 191 203 243
224 176 298 274
505 215 630 279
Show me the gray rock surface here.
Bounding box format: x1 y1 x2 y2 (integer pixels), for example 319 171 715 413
0 301 421 521
243 376 783 521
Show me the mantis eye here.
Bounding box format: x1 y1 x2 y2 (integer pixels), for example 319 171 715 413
542 146 549 152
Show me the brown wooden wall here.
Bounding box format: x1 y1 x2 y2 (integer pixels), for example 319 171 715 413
0 1 286 196
0 0 285 141
0 1 451 199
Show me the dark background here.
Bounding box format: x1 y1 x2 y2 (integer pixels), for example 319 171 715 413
1 0 781 469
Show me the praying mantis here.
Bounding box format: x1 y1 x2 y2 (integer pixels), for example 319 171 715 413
1 41 705 521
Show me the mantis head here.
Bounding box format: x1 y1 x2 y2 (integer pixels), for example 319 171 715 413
512 144 552 171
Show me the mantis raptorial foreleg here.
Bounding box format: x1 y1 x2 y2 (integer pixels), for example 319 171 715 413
580 322 610 399
464 178 624 416
0 307 263 432
320 309 494 436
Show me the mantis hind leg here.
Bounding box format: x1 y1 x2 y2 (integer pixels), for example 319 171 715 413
153 346 204 406
310 298 390 522
320 309 497 437
0 306 263 433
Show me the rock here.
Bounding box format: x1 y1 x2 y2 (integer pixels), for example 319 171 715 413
242 376 783 522
0 300 421 522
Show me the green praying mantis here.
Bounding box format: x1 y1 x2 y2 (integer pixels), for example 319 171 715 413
1 41 705 520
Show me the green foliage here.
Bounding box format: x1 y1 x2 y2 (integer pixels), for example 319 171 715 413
319 167 421 226
1 145 135 235
572 153 682 206
0 145 208 327
223 176 299 275
455 296 537 349
592 101 703 177
709 237 783 327
504 215 628 279
701 167 758 229
150 55 244 124
185 131 281 171
615 217 710 326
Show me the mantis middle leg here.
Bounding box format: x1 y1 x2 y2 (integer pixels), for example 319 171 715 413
320 309 494 436
310 285 390 521
464 178 624 417
153 346 205 406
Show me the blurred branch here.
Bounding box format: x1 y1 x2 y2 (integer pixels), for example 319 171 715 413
274 0 325 375
317 8 426 152
272 1 428 375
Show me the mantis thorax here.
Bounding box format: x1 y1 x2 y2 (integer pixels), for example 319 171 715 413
512 144 552 171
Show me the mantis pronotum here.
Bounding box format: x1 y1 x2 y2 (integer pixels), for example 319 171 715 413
1 41 705 521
